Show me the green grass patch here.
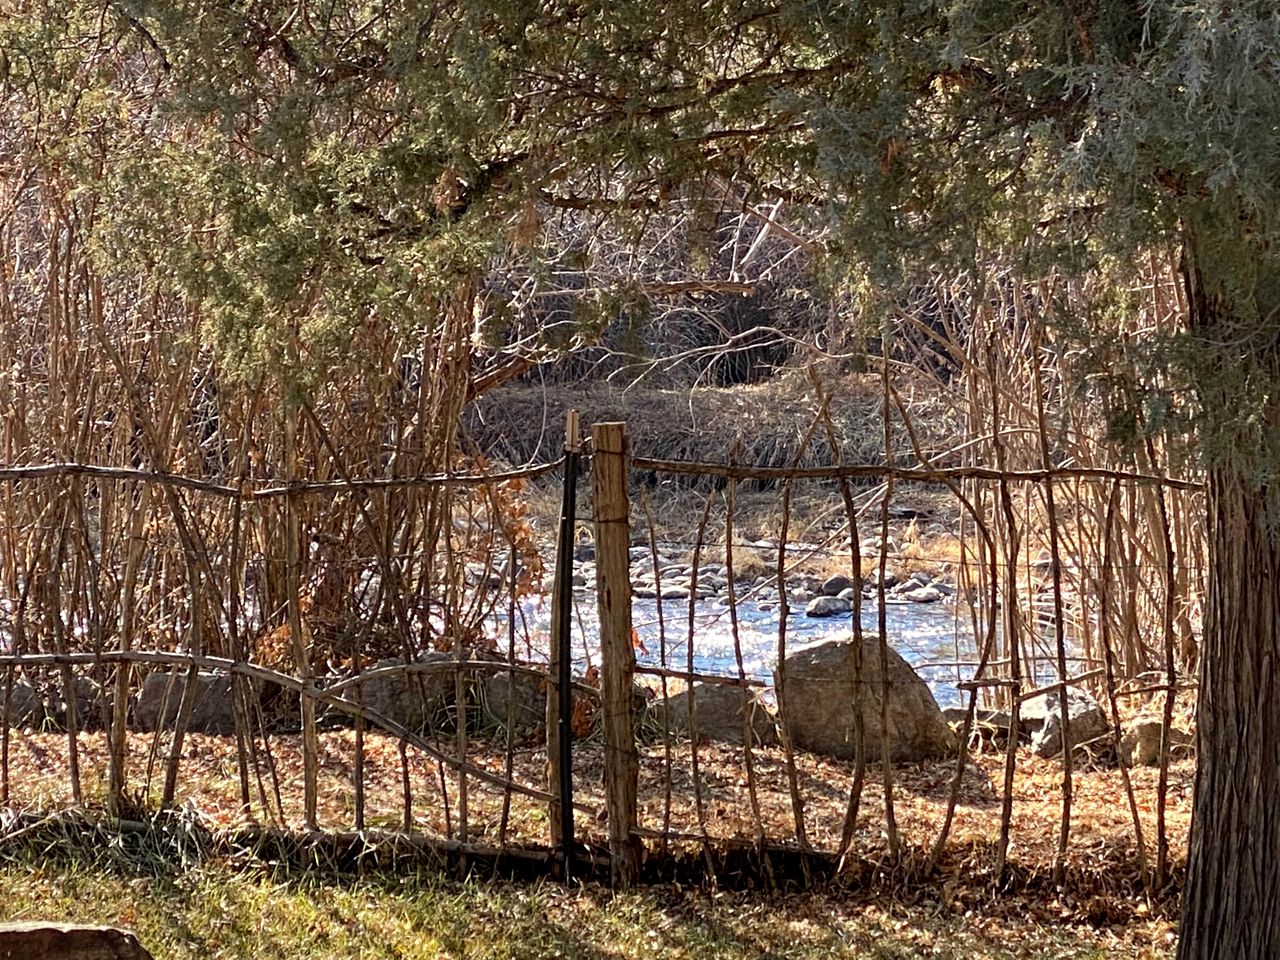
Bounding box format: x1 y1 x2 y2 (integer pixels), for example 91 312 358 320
0 859 1175 960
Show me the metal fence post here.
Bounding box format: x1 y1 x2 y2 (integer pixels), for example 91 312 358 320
547 411 580 878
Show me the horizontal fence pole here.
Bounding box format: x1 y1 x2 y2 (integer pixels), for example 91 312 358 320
0 459 563 498
633 665 768 688
630 456 1202 490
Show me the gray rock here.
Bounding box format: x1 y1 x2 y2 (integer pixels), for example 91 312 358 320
822 574 856 596
659 585 691 600
0 922 155 960
133 671 237 734
345 655 454 733
48 677 110 731
804 595 852 618
900 585 943 603
482 670 546 736
1119 717 1192 767
1024 688 1110 758
1 680 45 727
777 637 955 762
575 543 596 562
865 570 900 590
837 587 860 602
651 682 778 746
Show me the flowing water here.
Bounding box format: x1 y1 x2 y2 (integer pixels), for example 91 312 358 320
499 593 982 708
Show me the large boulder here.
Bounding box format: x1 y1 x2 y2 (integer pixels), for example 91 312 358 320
0 679 45 727
1119 717 1193 767
1023 688 1110 758
481 669 546 736
48 677 110 731
132 671 237 734
777 637 954 762
650 681 778 747
343 655 454 733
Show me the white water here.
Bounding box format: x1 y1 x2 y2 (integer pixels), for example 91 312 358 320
497 593 981 708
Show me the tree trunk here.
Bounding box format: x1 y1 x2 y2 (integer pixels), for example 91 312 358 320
1178 243 1280 958
1178 468 1280 958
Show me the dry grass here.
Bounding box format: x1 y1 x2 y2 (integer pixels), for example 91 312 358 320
465 370 963 471
0 727 1190 900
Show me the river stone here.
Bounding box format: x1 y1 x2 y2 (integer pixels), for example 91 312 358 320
805 595 852 618
822 574 855 596
1119 717 1193 767
0 922 155 959
900 585 943 603
868 571 900 590
1024 688 1110 758
777 637 954 762
651 682 778 747
345 655 453 733
133 671 236 734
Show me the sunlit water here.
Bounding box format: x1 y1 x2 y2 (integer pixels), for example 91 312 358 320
497 594 982 708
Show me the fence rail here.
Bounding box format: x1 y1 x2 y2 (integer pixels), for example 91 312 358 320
0 417 1201 892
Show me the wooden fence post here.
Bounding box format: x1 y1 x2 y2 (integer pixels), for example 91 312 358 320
591 421 641 886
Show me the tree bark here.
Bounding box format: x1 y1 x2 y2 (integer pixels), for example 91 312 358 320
1178 244 1280 958
1177 469 1280 958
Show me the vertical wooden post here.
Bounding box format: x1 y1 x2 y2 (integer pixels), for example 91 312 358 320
547 411 580 878
591 421 641 887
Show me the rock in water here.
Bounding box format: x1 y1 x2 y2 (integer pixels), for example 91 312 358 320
777 637 954 762
821 574 855 596
804 595 852 618
899 585 943 603
1023 688 1110 758
650 682 778 746
0 922 154 959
